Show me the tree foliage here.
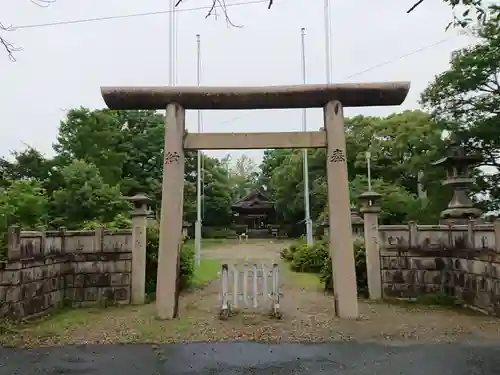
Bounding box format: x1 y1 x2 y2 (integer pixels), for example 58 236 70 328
50 160 129 229
227 154 260 200
0 108 236 232
261 110 448 225
421 16 500 211
0 179 49 257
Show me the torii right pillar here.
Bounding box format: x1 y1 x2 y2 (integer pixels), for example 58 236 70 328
324 100 359 319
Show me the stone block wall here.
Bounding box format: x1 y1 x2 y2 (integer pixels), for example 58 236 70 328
379 221 500 316
0 226 132 320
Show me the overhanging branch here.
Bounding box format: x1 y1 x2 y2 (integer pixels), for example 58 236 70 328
407 0 425 13
175 0 274 27
1 0 57 61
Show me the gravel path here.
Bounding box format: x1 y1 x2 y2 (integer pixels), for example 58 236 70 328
193 240 500 344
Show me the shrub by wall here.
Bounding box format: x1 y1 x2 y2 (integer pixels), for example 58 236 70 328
320 240 367 297
290 240 329 273
282 239 368 296
279 240 304 261
145 227 195 297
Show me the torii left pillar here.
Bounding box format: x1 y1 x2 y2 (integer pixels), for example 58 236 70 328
156 103 185 319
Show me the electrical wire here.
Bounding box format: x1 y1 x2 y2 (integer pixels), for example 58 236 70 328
9 0 455 85
11 0 271 30
7 1 459 128
344 37 452 79
208 36 456 127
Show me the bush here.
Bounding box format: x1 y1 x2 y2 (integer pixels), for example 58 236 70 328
313 224 325 239
280 241 302 261
320 240 368 297
290 240 329 273
145 227 195 298
82 214 132 230
282 238 368 296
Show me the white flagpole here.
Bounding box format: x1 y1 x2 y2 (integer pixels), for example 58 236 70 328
324 0 332 83
169 0 175 85
195 34 202 266
301 28 313 247
366 151 372 191
174 2 179 85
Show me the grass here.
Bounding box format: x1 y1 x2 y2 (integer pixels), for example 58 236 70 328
279 261 322 291
191 258 221 289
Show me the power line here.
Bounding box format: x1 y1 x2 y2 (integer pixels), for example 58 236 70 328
345 37 452 79
8 1 459 128
12 0 271 30
209 36 456 128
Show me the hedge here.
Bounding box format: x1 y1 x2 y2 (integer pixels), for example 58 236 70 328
145 227 195 297
281 239 368 296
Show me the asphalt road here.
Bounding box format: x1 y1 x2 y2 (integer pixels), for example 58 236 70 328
1 341 499 374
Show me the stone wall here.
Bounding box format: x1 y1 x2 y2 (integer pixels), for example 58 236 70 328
379 220 500 315
0 226 132 321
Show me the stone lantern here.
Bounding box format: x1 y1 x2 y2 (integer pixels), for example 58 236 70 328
318 205 365 239
359 191 382 214
182 221 192 239
318 220 329 239
431 135 482 224
129 193 152 218
350 204 364 237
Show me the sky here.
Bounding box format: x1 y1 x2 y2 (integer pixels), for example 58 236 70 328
1 0 477 164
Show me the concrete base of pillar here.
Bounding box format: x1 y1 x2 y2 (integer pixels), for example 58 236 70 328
195 220 202 265
305 218 313 246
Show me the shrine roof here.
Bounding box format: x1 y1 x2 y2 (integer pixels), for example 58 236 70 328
232 189 273 210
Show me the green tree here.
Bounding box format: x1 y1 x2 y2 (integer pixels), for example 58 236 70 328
0 147 65 196
406 0 497 28
55 108 165 194
0 179 49 258
55 107 235 226
421 17 500 211
260 110 448 224
183 153 234 226
0 179 49 230
259 149 293 190
50 160 129 229
229 154 260 199
348 176 432 225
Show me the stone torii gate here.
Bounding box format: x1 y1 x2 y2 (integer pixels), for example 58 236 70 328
100 82 410 320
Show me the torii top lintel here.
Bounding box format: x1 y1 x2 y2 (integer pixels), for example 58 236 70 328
100 82 410 110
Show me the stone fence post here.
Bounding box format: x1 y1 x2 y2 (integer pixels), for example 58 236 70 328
359 191 382 300
129 193 151 305
7 225 21 259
